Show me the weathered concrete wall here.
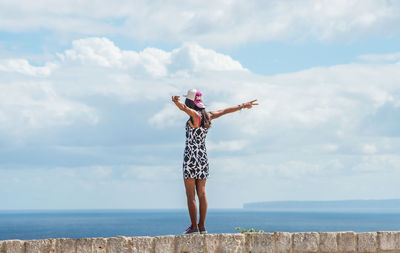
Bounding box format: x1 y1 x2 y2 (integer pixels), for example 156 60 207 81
0 231 399 253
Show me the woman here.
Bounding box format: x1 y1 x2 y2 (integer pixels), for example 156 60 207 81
172 89 258 234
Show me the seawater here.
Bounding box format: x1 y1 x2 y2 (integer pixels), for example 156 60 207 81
0 209 400 240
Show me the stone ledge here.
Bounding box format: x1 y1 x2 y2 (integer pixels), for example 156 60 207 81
0 231 399 253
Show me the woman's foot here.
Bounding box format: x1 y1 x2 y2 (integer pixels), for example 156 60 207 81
198 224 207 234
183 225 200 234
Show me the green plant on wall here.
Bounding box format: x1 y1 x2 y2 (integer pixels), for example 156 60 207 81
235 227 264 233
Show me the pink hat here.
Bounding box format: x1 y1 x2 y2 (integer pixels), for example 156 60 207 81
182 89 205 109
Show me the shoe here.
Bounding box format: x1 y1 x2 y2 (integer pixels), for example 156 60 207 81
197 223 207 234
199 227 207 234
183 225 200 234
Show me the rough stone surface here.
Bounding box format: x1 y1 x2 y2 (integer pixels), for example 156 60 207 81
378 231 400 252
293 232 319 253
337 232 357 253
154 235 175 253
3 231 400 253
319 232 338 253
175 234 204 253
131 236 154 253
76 238 93 253
4 240 24 253
275 232 292 253
55 238 75 253
219 233 245 253
245 232 275 253
357 232 377 253
25 239 56 253
93 237 107 253
204 234 220 253
107 236 131 253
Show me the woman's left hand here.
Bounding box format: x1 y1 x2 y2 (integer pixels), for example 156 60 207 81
242 99 259 109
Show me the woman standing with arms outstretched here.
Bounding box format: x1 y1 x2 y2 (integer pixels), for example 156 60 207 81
172 89 258 234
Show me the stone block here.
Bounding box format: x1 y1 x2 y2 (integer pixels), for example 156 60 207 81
245 232 275 253
107 236 131 253
25 239 56 253
204 234 220 253
76 238 94 253
55 238 75 253
4 240 24 253
218 233 245 253
131 236 153 253
319 232 337 253
154 235 175 253
337 232 357 253
93 238 107 253
378 231 400 252
175 234 204 253
293 232 319 253
275 232 292 253
357 232 377 253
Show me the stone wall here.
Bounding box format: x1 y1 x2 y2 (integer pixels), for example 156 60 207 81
1 231 400 253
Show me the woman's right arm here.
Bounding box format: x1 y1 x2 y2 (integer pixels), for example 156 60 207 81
209 99 258 120
171 96 199 119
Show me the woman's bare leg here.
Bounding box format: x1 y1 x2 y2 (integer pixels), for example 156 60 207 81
195 179 207 228
184 178 198 229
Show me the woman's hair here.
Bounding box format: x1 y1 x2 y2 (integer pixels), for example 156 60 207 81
185 98 212 129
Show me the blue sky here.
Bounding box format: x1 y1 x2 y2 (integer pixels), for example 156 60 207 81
1 0 400 210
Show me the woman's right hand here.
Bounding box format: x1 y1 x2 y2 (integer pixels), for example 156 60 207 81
172 96 180 102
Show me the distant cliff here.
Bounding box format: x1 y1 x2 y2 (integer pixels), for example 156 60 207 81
243 199 400 212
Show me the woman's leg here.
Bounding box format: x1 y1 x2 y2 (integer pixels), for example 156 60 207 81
195 179 208 228
184 178 198 229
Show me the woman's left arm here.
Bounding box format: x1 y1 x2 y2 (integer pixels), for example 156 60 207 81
209 99 258 119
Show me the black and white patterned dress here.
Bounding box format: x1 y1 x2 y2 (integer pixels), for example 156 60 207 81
182 115 209 180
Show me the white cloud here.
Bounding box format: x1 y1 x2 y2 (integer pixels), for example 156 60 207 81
0 38 247 141
0 80 98 136
121 165 177 181
60 37 127 67
59 37 172 77
207 140 247 151
0 59 57 76
358 52 400 62
0 165 184 209
58 38 246 76
352 155 400 172
2 37 400 150
211 155 325 181
48 37 400 155
362 144 377 154
169 43 246 73
1 0 399 46
2 37 400 207
148 103 187 128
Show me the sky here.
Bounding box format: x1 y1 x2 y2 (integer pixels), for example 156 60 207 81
1 0 400 210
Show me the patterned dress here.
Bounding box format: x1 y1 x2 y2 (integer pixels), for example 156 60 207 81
182 114 209 180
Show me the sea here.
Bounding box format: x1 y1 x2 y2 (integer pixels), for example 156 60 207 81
1 209 400 241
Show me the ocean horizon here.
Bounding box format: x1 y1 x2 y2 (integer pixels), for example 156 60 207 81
1 209 399 241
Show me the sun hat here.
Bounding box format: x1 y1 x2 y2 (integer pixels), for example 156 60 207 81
182 89 205 109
